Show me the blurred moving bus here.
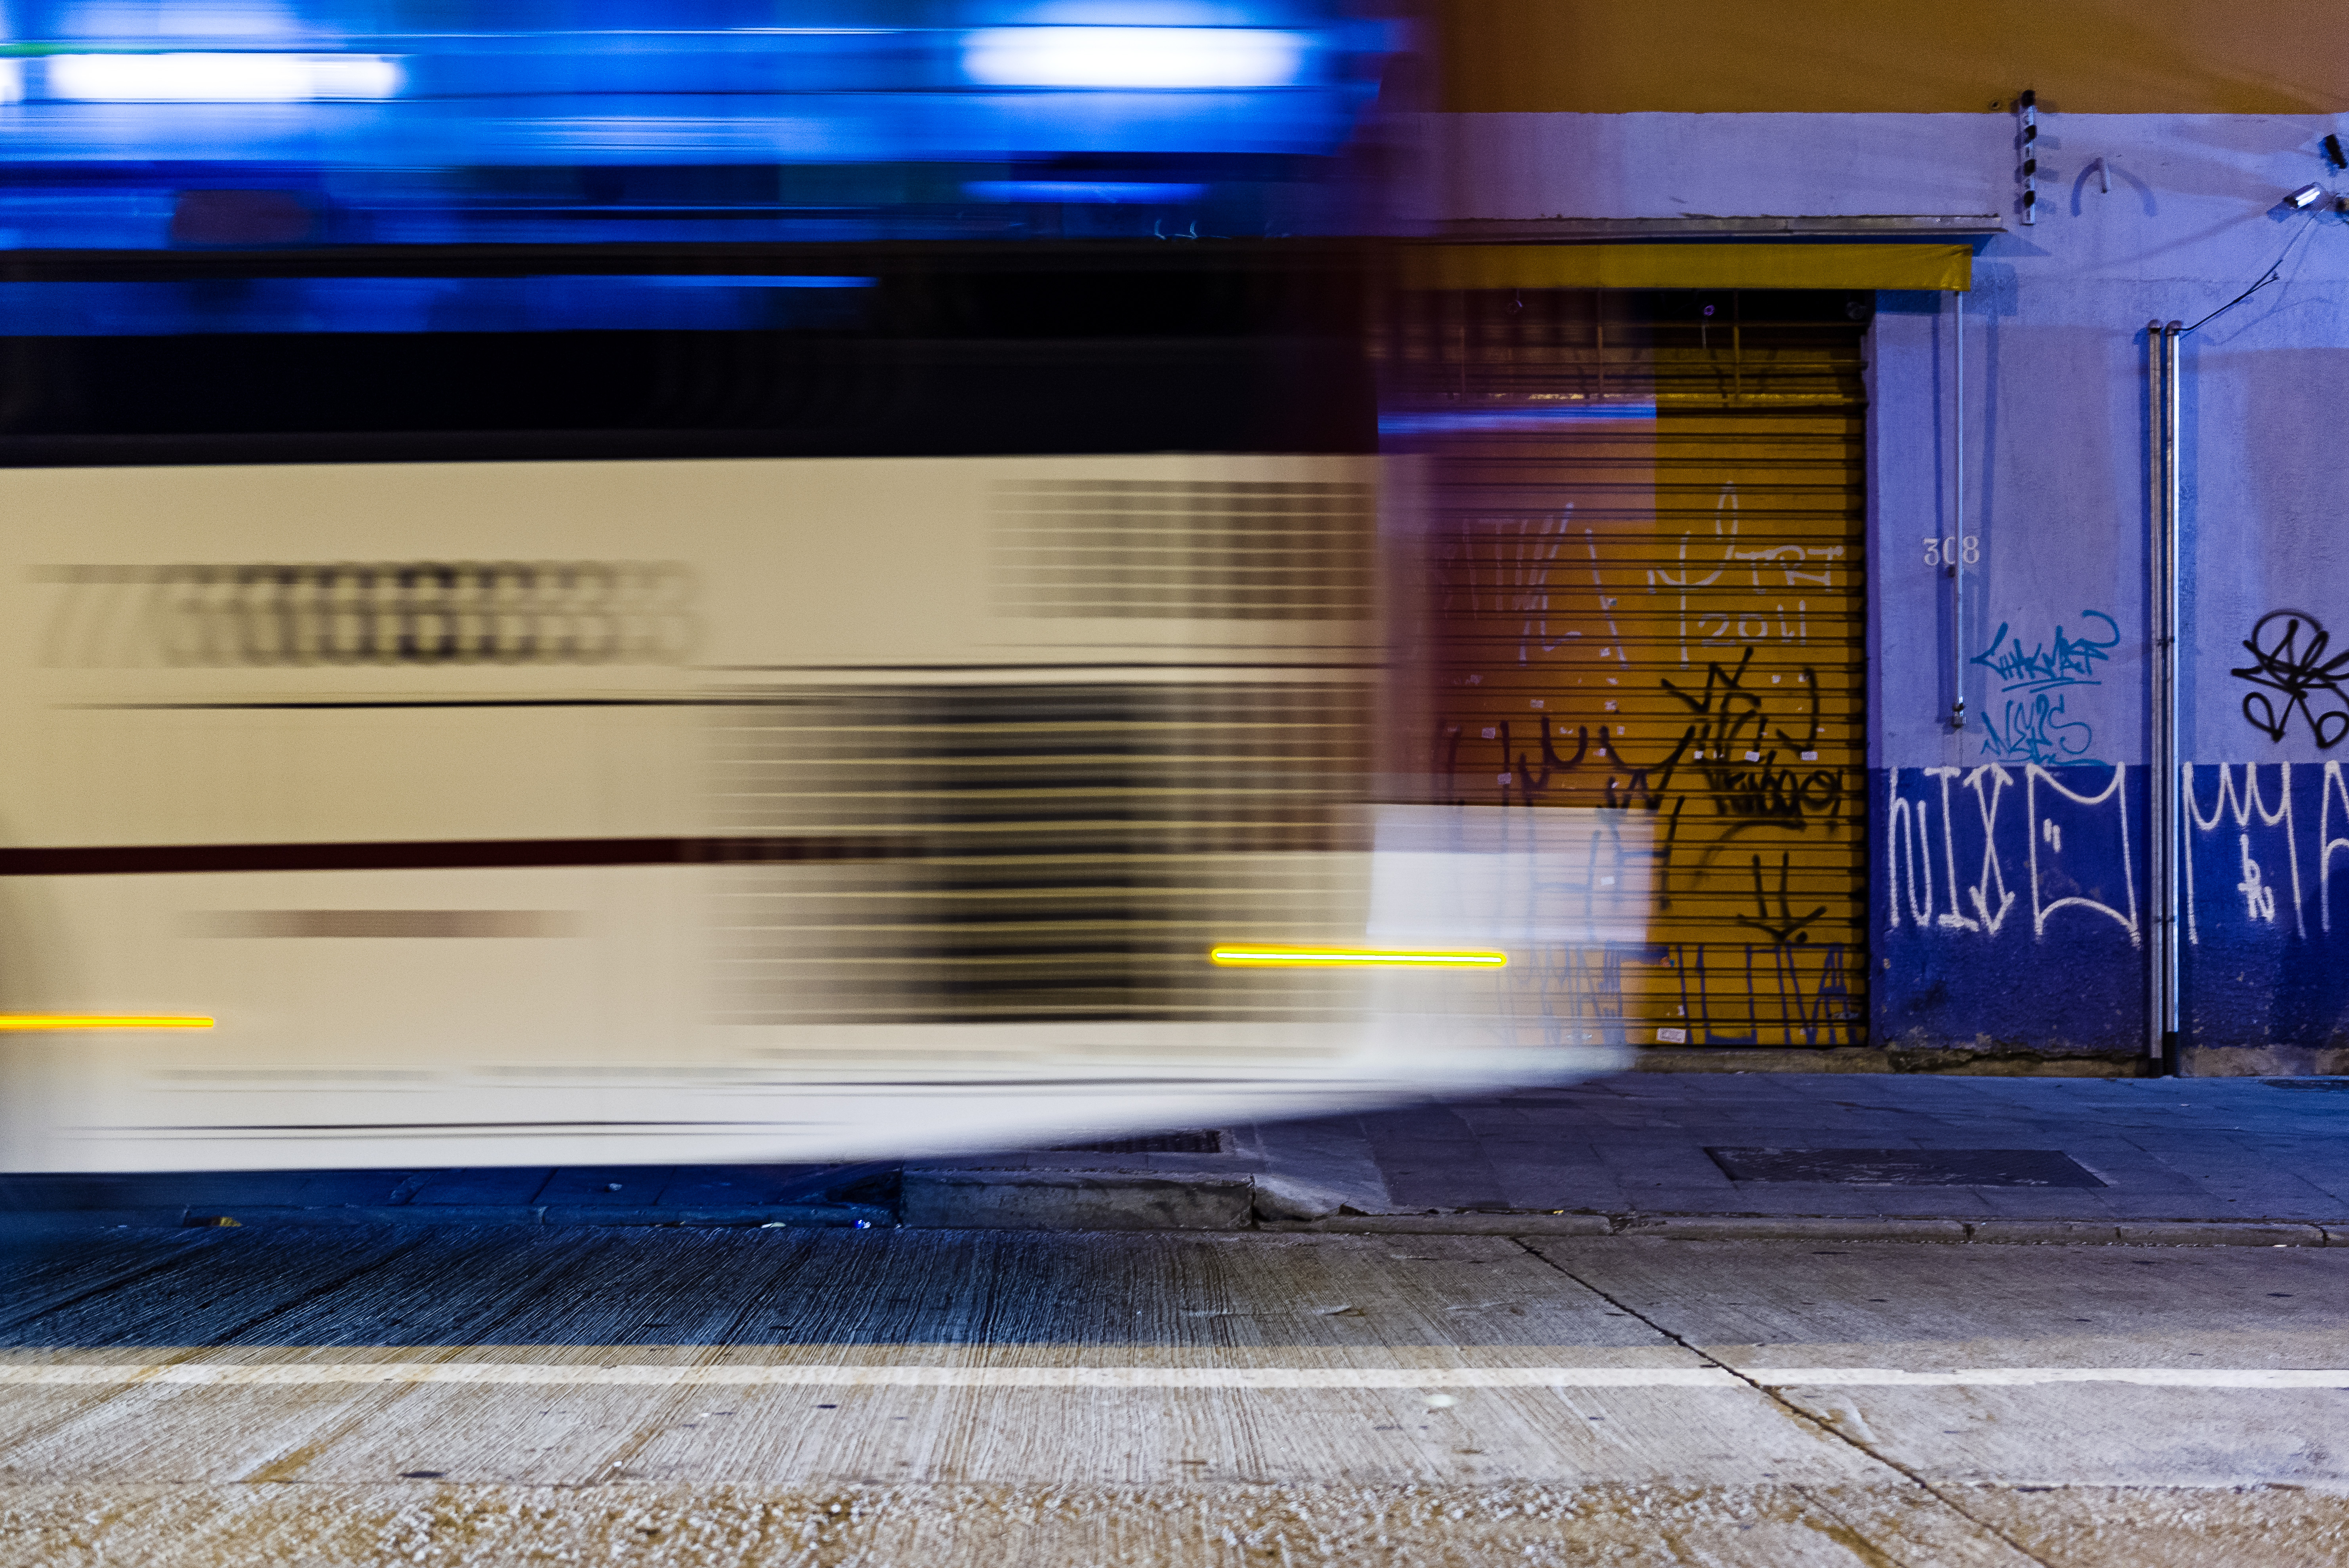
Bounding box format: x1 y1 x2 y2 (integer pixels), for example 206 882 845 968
0 242 1629 1172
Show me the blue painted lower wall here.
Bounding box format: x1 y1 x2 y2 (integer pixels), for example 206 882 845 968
1872 762 2349 1056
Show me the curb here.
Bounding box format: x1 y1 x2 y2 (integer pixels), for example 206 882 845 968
9 1183 2344 1249
901 1170 1254 1232
0 1202 892 1234
899 1172 2349 1246
1630 1046 2149 1078
1262 1213 2349 1246
1255 1212 1618 1236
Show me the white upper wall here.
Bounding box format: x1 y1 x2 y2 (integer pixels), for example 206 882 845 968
1411 110 2349 256
1411 112 2006 223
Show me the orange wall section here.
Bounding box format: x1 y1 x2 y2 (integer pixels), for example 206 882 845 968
1437 0 2349 114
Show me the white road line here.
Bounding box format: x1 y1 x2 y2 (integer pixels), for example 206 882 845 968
0 1364 2341 1389
1757 1368 2349 1387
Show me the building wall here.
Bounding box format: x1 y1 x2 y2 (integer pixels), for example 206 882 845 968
1869 111 2349 1071
1434 1 2349 115
1415 14 2349 1068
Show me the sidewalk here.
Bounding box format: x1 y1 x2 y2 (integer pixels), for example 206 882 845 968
908 1073 2349 1245
6 1074 2347 1245
0 1162 898 1234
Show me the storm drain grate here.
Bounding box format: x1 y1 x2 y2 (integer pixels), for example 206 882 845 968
1706 1148 2105 1188
1051 1130 1227 1156
2263 1078 2349 1092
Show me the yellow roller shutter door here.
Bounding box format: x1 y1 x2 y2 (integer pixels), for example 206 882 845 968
1401 291 1868 1048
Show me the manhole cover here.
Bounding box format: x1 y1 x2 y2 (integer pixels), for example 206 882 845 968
1052 1130 1226 1156
1706 1148 2105 1188
2263 1078 2349 1092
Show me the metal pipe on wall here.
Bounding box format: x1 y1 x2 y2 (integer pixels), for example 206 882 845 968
2145 320 2164 1071
2148 320 2184 1075
1951 290 1966 731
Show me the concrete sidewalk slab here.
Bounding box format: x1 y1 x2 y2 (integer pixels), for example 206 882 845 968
7 1073 2347 1245
900 1073 2349 1242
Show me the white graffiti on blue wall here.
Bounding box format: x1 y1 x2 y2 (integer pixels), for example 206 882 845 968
1885 764 2135 942
1885 760 2349 947
1968 611 2118 766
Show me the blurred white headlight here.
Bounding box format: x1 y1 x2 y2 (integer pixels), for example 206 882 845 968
961 26 1308 89
46 52 404 102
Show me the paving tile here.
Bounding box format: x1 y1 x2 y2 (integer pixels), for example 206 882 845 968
1490 1166 1626 1212
655 1165 843 1206
1615 1178 1767 1202
1591 1151 1735 1182
1467 1139 1603 1164
2095 1193 2239 1219
533 1167 679 1206
403 1169 557 1206
1962 1186 2128 1217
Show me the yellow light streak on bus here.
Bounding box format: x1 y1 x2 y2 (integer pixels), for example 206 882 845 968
0 1015 215 1031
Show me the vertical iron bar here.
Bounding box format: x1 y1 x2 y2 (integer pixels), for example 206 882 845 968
2160 320 2185 1074
2146 320 2166 1070
1951 290 1966 730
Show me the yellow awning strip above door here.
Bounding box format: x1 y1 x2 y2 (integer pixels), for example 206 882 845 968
1409 243 1972 293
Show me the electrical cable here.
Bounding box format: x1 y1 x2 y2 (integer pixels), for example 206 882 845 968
2182 216 2322 335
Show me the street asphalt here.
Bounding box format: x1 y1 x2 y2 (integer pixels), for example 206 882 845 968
4 1075 2346 1563
0 1223 2342 1565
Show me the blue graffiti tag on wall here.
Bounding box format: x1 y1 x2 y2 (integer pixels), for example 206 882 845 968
1969 611 2118 765
1977 692 2099 766
1970 610 2120 692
